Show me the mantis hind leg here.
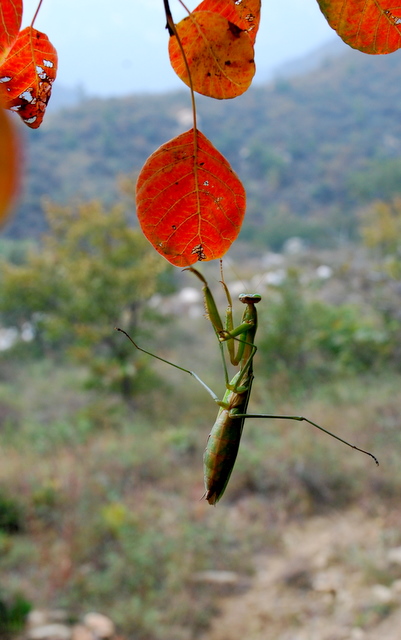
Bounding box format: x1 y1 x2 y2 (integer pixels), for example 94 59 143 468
231 411 379 466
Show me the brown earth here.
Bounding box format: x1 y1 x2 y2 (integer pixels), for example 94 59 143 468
202 507 401 640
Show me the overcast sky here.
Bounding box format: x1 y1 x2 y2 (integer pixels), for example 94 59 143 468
21 0 336 96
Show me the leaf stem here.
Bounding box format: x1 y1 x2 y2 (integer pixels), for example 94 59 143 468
31 0 45 27
163 0 175 36
163 0 200 246
164 0 198 132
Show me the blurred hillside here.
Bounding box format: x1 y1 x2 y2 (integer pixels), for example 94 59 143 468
6 44 401 246
3 32 401 640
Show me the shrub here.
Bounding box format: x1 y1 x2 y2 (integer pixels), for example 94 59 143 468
259 271 390 389
0 590 32 635
0 492 24 534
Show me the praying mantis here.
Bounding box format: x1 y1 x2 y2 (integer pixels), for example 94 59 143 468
117 266 378 505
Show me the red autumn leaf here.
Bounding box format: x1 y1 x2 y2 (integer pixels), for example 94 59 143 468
0 26 58 128
317 0 401 54
0 106 20 224
168 10 255 99
136 128 246 267
0 0 22 65
194 0 261 44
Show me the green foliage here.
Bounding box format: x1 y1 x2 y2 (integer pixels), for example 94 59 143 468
0 200 173 398
355 199 401 365
240 208 333 251
0 492 24 534
0 590 32 635
259 271 390 389
0 239 33 265
245 142 290 185
348 160 401 203
359 197 401 278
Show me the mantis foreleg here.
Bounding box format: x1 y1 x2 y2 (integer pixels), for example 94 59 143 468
115 327 220 404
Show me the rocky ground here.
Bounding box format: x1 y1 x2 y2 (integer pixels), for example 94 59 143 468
18 505 401 640
201 506 401 640
21 611 117 640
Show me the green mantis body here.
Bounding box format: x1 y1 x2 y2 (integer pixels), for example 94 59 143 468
203 366 253 504
117 267 378 506
202 286 260 505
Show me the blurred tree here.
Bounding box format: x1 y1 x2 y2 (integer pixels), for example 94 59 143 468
259 270 390 391
360 197 401 270
358 198 401 364
0 200 173 399
348 160 401 204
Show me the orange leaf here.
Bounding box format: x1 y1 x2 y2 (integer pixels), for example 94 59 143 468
136 128 246 267
0 107 20 225
168 11 255 99
194 0 261 44
0 0 22 65
317 0 401 53
0 26 58 128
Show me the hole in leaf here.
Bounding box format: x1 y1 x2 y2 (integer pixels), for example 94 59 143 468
19 90 34 102
36 65 46 79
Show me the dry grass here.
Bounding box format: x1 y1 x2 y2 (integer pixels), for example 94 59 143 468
0 354 399 638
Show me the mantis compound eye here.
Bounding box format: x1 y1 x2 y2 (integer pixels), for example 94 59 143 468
238 293 262 304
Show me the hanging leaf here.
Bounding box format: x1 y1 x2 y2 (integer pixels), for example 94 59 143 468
194 0 261 44
168 10 255 99
0 106 19 224
317 0 401 54
0 0 22 65
0 26 58 128
136 128 246 267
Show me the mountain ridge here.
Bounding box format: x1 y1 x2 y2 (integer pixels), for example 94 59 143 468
6 44 401 249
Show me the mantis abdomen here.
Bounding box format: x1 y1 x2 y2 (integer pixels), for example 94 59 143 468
203 370 253 505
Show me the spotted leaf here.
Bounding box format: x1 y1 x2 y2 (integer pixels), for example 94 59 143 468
0 26 58 128
194 0 261 44
168 10 255 99
317 0 401 53
136 128 246 267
